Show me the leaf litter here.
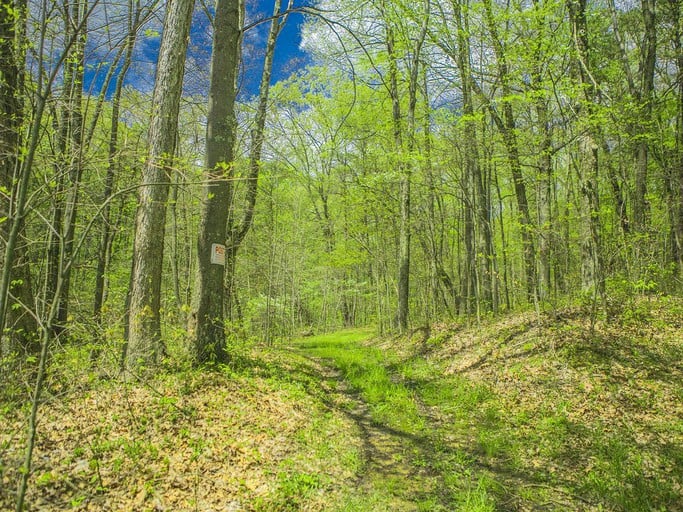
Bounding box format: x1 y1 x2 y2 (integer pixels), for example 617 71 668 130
0 362 361 511
2 297 682 511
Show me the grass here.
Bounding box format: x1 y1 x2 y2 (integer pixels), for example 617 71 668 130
2 300 681 510
292 328 495 510
289 301 683 510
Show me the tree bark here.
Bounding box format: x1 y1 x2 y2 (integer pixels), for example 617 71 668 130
381 0 428 331
0 0 38 355
453 0 493 314
529 0 554 300
672 0 683 272
57 0 87 334
92 1 142 358
126 0 193 369
224 0 287 323
482 0 536 304
190 0 242 364
381 13 409 331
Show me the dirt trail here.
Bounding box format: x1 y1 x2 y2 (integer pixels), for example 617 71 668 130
295 354 436 511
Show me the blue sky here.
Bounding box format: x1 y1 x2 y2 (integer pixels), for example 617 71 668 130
83 0 311 100
241 0 310 96
257 1 310 84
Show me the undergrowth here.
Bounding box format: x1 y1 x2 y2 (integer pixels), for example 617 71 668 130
2 297 681 511
293 298 683 510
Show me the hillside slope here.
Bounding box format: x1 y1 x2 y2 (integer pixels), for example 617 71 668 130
1 298 682 510
396 297 683 509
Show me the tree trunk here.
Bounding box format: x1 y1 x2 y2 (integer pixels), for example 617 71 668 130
224 0 287 323
92 2 142 360
634 0 656 231
126 0 193 369
533 64 554 299
657 0 683 274
421 71 456 317
190 0 242 364
381 16 409 331
0 0 38 355
453 0 492 315
42 0 88 339
483 0 536 304
385 0 428 330
567 0 606 300
678 18 683 275
57 0 87 334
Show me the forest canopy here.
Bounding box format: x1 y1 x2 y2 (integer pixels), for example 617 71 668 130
0 0 680 363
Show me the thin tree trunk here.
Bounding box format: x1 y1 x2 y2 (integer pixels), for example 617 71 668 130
453 0 491 314
381 13 409 330
378 0 429 331
0 0 95 351
674 0 683 274
56 0 87 333
635 0 656 230
534 73 553 300
421 72 455 317
0 0 39 355
93 0 141 329
482 0 536 303
677 5 683 274
567 0 606 301
224 0 287 321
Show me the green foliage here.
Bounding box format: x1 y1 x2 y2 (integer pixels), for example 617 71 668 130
4 0 683 506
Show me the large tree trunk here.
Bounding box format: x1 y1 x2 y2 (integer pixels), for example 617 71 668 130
0 0 39 355
190 0 242 364
126 0 193 369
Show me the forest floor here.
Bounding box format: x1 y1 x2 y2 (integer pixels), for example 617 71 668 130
1 297 683 511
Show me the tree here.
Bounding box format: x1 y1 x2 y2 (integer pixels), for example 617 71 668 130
0 0 38 355
189 0 243 364
225 0 290 323
607 0 656 232
43 0 88 338
482 0 536 304
669 0 683 273
92 1 153 361
385 0 429 331
452 0 495 314
191 0 297 362
566 0 606 303
125 0 194 369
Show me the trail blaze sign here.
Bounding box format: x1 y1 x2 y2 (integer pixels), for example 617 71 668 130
211 243 226 266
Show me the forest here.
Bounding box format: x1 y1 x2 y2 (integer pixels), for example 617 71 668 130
1 0 683 510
